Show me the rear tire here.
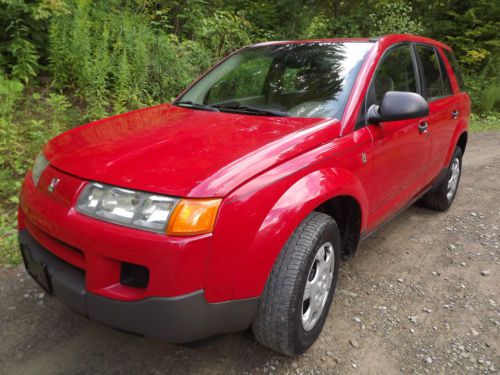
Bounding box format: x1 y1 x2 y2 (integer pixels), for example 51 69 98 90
419 147 462 211
252 212 341 356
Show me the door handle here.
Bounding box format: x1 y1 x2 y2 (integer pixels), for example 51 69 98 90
418 121 428 134
451 110 459 119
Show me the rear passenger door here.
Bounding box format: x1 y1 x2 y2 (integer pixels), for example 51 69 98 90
414 44 459 176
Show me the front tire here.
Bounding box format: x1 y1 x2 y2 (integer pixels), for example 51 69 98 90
252 212 341 356
420 146 463 211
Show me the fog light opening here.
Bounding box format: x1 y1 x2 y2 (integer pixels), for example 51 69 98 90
120 262 149 289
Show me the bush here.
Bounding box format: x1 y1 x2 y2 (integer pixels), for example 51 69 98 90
0 0 69 84
368 2 423 36
0 76 76 266
466 54 500 114
190 10 252 59
470 113 500 132
48 1 217 119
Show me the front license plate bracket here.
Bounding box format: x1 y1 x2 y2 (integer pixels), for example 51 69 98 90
20 244 53 294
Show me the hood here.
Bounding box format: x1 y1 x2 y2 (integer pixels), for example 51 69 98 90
45 104 340 197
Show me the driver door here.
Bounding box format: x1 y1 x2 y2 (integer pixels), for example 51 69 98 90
365 44 431 228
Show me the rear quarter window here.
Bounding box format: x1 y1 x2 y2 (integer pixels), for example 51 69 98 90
436 50 453 96
415 44 448 100
443 49 465 92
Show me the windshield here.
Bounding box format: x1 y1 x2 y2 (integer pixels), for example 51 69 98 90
176 42 373 119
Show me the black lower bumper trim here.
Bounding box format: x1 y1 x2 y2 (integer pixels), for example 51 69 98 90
18 230 258 343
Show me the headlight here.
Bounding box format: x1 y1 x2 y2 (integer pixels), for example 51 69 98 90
77 183 179 232
76 182 221 235
32 153 49 186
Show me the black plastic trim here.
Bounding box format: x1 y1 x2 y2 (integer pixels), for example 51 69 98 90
18 230 258 343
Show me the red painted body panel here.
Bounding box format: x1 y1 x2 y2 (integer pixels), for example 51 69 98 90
209 127 373 300
20 34 470 304
45 104 340 197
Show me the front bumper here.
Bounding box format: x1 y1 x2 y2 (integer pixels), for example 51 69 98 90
19 166 215 301
19 229 257 342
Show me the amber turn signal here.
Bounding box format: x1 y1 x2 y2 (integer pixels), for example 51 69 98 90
166 198 221 236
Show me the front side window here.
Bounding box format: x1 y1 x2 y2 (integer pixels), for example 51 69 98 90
176 42 374 119
356 44 418 129
415 45 448 100
366 44 418 109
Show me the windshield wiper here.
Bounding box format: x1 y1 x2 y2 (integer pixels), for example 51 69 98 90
175 101 220 112
213 103 289 117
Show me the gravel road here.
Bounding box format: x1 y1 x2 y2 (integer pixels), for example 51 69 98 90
1 132 498 375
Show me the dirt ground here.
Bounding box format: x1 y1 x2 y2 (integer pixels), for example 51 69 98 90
0 132 498 375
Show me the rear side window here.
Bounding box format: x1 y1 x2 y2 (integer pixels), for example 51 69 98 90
436 51 453 96
415 45 447 100
443 49 465 91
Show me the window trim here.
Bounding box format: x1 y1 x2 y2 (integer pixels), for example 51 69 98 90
413 42 455 103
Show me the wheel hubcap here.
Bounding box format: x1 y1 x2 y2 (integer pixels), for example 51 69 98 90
447 157 460 200
302 242 335 331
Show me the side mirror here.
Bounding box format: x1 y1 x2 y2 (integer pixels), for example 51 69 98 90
367 91 429 124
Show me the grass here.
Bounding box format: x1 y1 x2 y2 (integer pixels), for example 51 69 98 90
469 113 500 132
1 111 499 268
0 213 21 267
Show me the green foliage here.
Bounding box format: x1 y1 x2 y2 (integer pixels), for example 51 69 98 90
368 2 423 36
0 78 75 265
420 0 499 73
469 113 500 132
413 0 499 112
0 88 74 197
6 20 40 83
466 54 500 113
3 0 498 114
303 13 363 39
0 212 20 267
0 0 68 84
191 10 252 59
0 74 23 116
47 1 217 119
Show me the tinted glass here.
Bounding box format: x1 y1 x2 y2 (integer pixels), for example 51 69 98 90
416 45 445 100
368 44 417 107
208 55 273 103
178 42 374 119
436 50 453 95
444 49 465 91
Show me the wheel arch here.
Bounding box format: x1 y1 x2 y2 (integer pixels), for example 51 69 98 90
456 131 468 154
445 117 468 165
218 166 368 301
314 195 362 260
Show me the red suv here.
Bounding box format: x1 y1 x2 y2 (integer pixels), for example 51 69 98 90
19 34 469 355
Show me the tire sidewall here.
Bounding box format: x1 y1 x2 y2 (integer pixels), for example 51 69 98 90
445 147 463 205
292 220 341 354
